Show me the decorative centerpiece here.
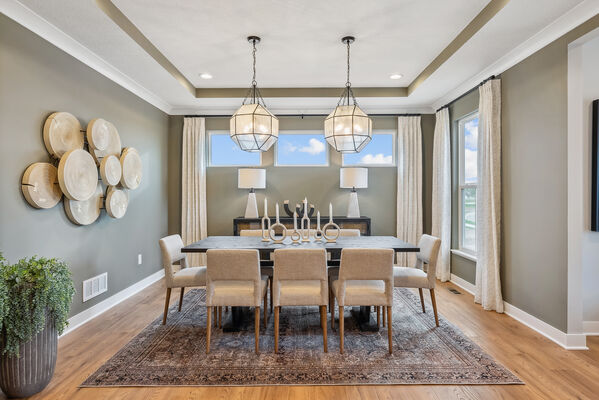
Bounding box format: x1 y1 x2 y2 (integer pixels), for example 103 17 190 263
322 203 340 243
313 210 324 242
300 197 311 242
269 203 287 244
290 211 301 243
261 198 270 242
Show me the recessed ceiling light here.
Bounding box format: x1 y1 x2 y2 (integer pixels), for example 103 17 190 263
199 73 213 79
390 74 403 80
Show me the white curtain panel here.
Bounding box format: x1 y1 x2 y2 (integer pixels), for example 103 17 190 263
475 79 504 312
181 117 207 266
431 108 451 282
396 116 423 267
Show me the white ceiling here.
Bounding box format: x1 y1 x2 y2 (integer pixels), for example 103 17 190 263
10 0 596 113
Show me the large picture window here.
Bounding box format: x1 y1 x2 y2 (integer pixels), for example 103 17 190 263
342 130 395 166
275 132 328 166
209 131 261 167
458 112 479 254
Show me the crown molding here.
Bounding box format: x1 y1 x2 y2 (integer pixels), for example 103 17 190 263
0 0 173 114
169 105 435 116
431 0 599 111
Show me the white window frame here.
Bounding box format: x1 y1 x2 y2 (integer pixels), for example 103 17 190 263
208 130 262 167
341 129 397 167
274 130 330 167
457 111 478 256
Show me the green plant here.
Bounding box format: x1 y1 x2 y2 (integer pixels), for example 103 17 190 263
0 256 75 356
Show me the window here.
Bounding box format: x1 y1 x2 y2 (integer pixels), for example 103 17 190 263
458 112 479 253
275 131 328 166
209 131 261 166
342 130 395 166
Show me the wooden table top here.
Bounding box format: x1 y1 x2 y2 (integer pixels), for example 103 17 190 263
181 235 419 253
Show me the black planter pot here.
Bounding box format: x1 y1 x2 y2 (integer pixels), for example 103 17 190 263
0 316 57 398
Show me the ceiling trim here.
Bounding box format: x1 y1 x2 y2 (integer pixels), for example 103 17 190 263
431 0 599 111
0 0 172 114
170 106 435 116
196 87 408 98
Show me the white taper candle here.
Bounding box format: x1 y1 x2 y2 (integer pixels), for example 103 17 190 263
317 211 321 230
276 202 279 221
293 211 297 230
264 197 267 217
329 203 333 223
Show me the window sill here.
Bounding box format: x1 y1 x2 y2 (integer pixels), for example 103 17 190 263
451 249 477 262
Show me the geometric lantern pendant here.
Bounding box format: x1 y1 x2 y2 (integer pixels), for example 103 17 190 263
324 36 372 153
230 36 279 152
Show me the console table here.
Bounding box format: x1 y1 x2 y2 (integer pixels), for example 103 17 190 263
233 216 371 236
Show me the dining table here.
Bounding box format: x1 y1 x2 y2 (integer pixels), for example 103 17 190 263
182 235 419 332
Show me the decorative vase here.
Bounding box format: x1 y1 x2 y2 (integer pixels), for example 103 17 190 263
0 315 57 398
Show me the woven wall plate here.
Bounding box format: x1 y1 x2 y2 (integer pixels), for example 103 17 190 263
105 186 128 219
43 112 83 158
120 147 142 190
21 162 62 209
58 149 98 201
100 154 122 186
64 184 103 225
87 118 117 151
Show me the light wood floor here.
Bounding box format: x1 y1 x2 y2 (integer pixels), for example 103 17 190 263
6 279 599 400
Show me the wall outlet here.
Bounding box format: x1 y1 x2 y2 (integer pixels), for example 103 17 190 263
138 254 142 265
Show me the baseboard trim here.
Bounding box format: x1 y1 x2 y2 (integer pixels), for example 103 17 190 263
584 321 599 336
449 274 588 350
61 269 164 337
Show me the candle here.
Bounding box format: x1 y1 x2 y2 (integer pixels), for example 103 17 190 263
329 203 333 222
317 211 321 230
303 197 308 216
276 203 279 221
264 197 268 217
293 211 297 230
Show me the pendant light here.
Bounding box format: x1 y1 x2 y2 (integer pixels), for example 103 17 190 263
230 36 279 152
324 36 372 153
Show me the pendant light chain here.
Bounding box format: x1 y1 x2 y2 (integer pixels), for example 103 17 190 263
338 38 358 107
242 37 266 107
251 39 257 103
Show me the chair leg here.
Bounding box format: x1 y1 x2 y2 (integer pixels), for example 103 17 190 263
274 306 280 353
328 275 334 313
430 289 439 327
338 305 344 354
178 287 185 312
218 306 222 328
382 305 386 327
263 291 268 328
387 306 393 354
331 300 335 331
255 307 261 354
162 288 171 325
376 306 380 328
320 305 328 353
206 306 212 354
418 288 426 313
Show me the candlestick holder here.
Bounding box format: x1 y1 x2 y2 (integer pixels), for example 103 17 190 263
261 215 271 242
269 222 287 244
313 229 324 242
290 229 301 243
300 215 311 242
322 221 340 243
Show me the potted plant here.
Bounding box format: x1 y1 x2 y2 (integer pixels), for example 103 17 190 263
0 254 74 398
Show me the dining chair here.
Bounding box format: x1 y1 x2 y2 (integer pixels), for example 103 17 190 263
393 234 441 327
332 248 395 354
273 248 328 353
158 234 207 325
239 229 274 312
327 229 361 312
205 249 268 354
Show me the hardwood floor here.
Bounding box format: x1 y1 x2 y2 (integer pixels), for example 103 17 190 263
6 279 599 400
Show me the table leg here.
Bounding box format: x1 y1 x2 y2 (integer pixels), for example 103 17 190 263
350 306 379 332
222 306 253 332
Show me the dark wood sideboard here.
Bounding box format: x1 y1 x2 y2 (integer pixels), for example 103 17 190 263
233 216 371 236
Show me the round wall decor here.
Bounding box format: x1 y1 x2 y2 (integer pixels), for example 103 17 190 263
21 162 62 209
120 147 142 190
105 186 128 219
58 149 98 201
100 154 122 186
43 112 83 158
63 184 103 225
87 118 117 151
90 124 122 165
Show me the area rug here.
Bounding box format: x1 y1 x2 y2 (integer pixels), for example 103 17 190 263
81 288 522 386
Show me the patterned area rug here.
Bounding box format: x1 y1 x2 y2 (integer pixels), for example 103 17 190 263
82 288 522 386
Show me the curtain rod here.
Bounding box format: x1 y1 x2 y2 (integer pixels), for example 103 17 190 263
435 75 498 113
183 113 423 118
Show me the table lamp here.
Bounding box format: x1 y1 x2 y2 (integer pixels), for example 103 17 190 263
340 167 368 218
238 168 266 218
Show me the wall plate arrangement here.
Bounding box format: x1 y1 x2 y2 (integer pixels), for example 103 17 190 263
21 112 142 225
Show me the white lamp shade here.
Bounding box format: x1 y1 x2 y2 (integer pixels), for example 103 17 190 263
340 167 368 189
238 168 266 189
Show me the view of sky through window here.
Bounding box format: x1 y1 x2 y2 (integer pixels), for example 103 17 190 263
463 117 478 184
210 133 260 166
276 133 328 165
343 133 394 166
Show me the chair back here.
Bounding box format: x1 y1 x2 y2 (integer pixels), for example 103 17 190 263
338 248 394 305
336 229 361 237
159 234 187 288
274 249 327 281
415 234 441 288
239 230 263 237
206 249 262 307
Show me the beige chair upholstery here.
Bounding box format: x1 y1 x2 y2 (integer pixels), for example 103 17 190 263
327 229 361 307
273 249 328 352
159 234 207 325
332 248 394 353
205 249 268 354
329 229 361 237
239 229 273 311
393 234 441 326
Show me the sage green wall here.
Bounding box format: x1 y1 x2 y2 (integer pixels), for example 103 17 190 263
167 115 435 237
0 15 169 316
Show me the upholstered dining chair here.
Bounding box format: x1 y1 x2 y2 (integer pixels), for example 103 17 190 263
239 229 273 311
273 248 328 353
332 248 395 354
327 229 361 312
393 234 442 327
158 234 207 325
205 249 268 354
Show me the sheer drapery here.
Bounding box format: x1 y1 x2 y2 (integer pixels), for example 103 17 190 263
432 108 451 282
